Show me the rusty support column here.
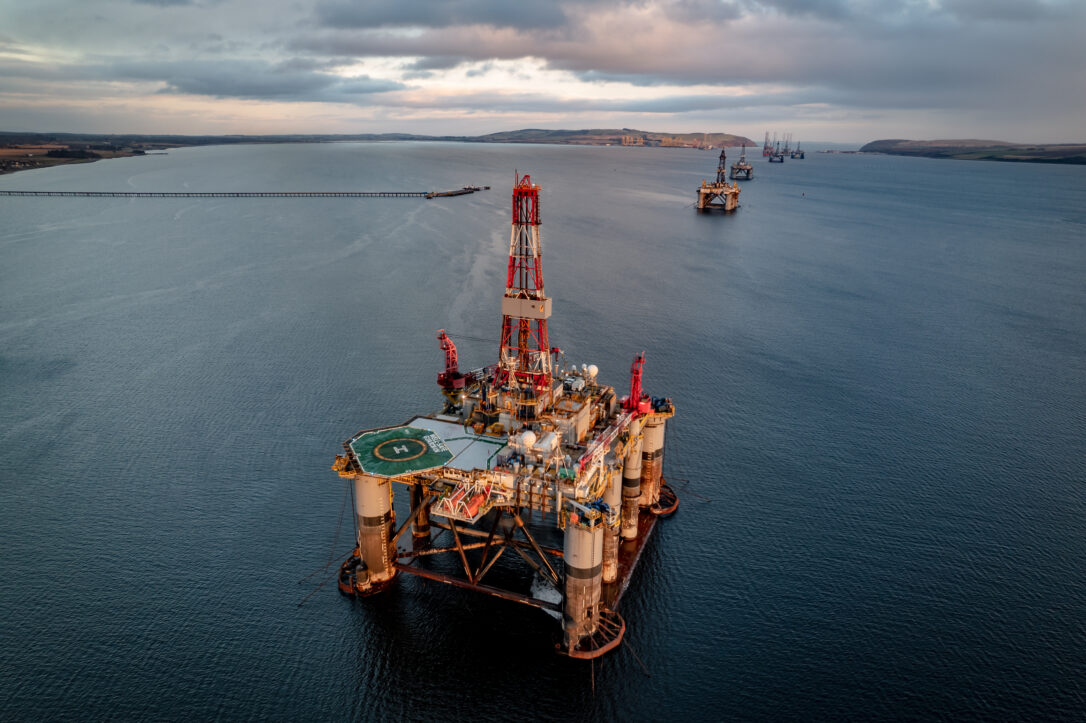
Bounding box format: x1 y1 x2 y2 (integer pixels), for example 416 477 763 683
563 519 604 652
353 474 397 589
602 462 621 583
621 418 644 540
640 415 665 508
411 483 430 547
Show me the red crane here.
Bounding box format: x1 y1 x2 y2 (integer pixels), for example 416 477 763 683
436 329 465 391
623 352 651 416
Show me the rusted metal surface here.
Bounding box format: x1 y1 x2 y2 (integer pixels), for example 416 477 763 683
390 490 432 547
604 507 660 608
565 607 626 659
651 481 679 517
430 519 564 558
448 520 474 582
338 550 398 597
393 561 562 612
474 507 505 579
474 543 507 584
396 541 489 558
514 512 560 586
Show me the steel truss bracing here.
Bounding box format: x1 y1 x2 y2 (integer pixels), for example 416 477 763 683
715 148 728 184
393 502 563 613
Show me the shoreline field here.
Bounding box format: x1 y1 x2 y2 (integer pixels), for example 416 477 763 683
0 143 154 175
861 139 1086 165
0 128 755 176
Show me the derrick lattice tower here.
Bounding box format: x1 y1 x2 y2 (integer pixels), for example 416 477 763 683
495 174 553 416
716 147 728 184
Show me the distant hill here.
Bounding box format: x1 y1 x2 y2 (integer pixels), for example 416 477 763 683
0 128 754 150
861 139 1086 165
474 128 754 147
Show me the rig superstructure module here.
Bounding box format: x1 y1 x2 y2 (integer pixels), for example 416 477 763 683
697 147 741 212
332 174 678 659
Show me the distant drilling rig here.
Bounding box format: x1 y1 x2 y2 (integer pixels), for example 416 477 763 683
730 145 754 181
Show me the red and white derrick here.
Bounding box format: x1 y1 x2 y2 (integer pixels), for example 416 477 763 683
494 174 553 410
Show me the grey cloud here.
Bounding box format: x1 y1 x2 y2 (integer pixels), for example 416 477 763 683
940 0 1066 22
0 56 404 103
607 87 965 114
745 0 854 20
379 87 797 114
465 62 495 78
118 60 404 100
291 0 1085 98
408 56 470 71
0 58 96 82
2 0 1084 139
609 92 825 113
398 55 471 80
272 56 357 72
385 90 601 113
672 0 744 21
315 0 571 30
332 77 404 96
575 70 687 88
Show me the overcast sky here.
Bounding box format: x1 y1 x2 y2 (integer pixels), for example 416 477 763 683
0 0 1082 142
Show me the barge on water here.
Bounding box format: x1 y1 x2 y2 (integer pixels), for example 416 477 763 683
332 174 677 659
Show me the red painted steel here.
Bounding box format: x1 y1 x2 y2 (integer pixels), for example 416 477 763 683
624 353 645 414
495 174 552 396
436 329 465 389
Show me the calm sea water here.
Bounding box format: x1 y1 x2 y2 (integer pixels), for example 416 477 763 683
1 143 1084 721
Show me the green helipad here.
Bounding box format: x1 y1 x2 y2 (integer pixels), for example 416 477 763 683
349 426 454 477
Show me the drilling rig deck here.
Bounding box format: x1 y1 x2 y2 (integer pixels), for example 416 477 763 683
697 147 742 211
332 174 677 659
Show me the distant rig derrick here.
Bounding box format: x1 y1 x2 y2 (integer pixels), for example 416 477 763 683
332 173 677 659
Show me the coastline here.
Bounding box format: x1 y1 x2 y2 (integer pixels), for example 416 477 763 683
860 139 1086 165
0 128 756 177
0 143 160 176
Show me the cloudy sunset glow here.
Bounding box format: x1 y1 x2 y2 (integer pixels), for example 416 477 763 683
1 0 1083 141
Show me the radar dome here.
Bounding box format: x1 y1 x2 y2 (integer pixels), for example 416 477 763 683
587 364 599 379
520 430 538 448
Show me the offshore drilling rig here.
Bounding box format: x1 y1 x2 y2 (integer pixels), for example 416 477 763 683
332 174 677 658
697 147 741 211
730 145 754 181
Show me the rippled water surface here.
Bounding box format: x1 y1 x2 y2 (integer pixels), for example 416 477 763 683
2 143 1084 720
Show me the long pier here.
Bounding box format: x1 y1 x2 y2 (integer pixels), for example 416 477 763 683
0 186 489 199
